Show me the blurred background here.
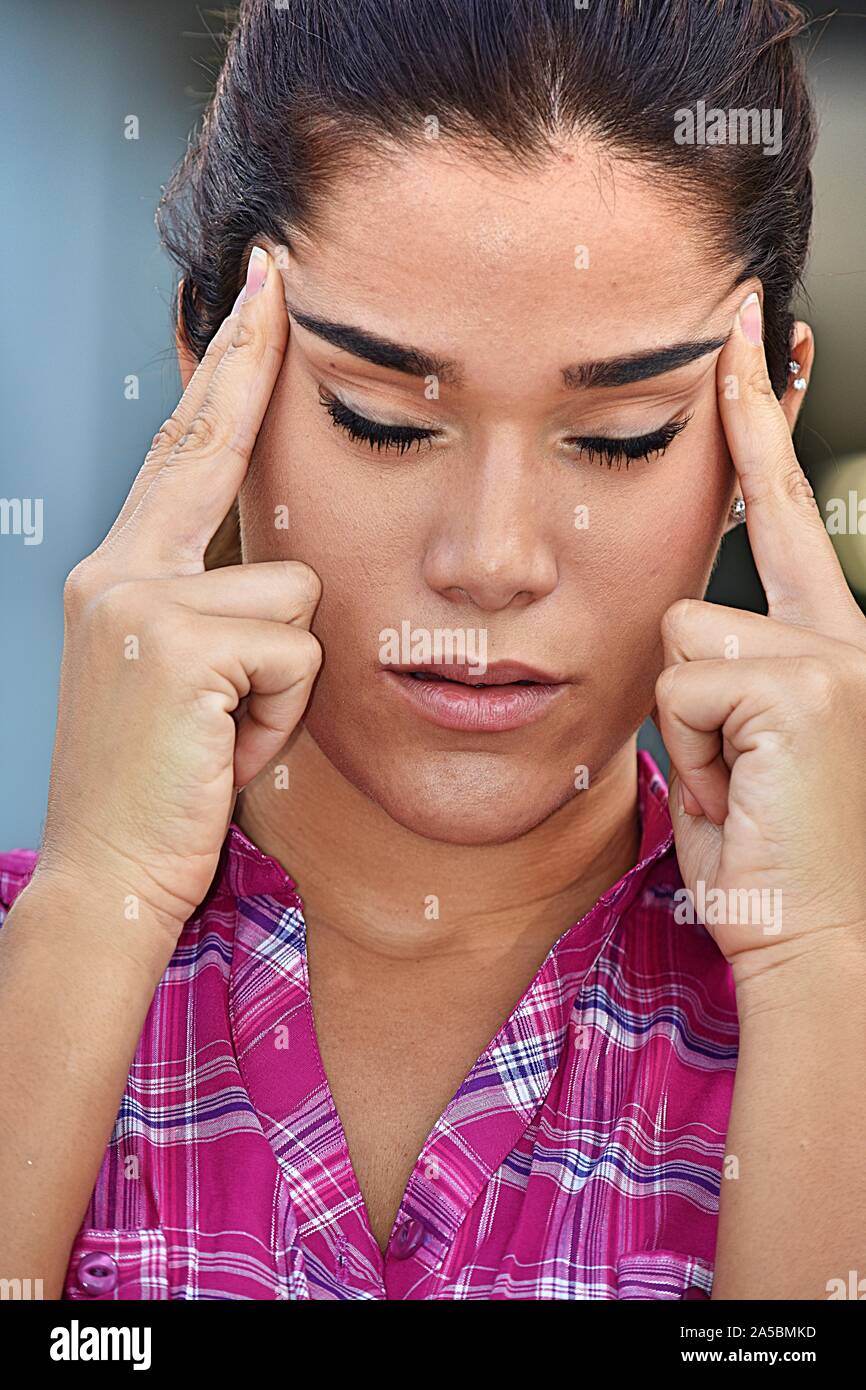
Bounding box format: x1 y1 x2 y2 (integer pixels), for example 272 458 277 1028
1 1 864 845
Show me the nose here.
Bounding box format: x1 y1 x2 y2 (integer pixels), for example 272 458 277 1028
422 446 560 612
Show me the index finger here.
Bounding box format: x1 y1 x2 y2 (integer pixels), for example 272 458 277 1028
717 291 856 633
113 245 288 572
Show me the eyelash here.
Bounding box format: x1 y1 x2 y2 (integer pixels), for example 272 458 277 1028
319 389 434 455
318 387 692 468
563 415 692 468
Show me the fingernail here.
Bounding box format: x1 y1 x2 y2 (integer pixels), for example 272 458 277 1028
233 246 269 313
245 245 269 298
738 291 762 346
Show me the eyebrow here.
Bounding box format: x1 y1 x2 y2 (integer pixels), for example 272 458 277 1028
563 338 727 388
288 308 463 386
288 305 726 391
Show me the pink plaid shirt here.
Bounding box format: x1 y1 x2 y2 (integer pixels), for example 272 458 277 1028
0 750 738 1299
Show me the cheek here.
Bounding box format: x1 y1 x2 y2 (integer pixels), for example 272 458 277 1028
240 345 457 628
240 372 343 561
239 386 417 661
564 409 729 580
553 410 732 703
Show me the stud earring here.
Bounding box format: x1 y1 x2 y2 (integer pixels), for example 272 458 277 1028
729 496 746 525
788 359 807 391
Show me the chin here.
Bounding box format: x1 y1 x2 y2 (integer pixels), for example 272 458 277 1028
380 792 557 845
311 724 578 845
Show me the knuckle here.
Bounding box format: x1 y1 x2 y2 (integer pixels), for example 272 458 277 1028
81 581 152 657
67 573 198 677
174 404 223 457
745 362 776 400
63 559 102 615
225 316 259 354
792 655 836 711
147 415 186 456
296 627 323 671
660 597 699 647
779 463 817 510
89 578 142 629
654 665 679 708
743 461 817 516
282 559 322 606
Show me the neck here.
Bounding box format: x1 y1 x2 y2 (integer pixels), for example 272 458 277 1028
235 729 643 968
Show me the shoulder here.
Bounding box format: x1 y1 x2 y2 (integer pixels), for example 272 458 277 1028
0 847 41 925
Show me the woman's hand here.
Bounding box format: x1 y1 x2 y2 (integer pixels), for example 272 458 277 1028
655 290 866 983
35 246 322 939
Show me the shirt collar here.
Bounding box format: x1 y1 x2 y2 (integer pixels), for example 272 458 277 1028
636 746 675 865
212 820 305 910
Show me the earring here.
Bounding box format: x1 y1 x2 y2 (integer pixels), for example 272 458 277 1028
788 359 807 391
729 496 746 525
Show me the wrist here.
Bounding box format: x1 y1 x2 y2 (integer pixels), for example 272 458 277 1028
732 925 866 1019
14 864 185 970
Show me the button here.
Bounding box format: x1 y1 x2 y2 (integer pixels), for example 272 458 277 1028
76 1250 119 1296
682 1284 710 1300
390 1217 427 1260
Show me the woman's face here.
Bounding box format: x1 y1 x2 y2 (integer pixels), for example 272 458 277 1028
239 141 748 844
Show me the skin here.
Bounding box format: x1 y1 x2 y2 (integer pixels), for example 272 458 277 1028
236 145 749 857
195 145 823 1249
1 140 864 1296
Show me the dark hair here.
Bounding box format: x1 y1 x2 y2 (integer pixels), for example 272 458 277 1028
157 0 817 558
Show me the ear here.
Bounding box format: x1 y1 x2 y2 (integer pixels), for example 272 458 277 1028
175 279 198 391
779 319 815 435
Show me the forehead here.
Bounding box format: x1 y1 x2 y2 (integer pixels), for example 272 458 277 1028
282 139 739 375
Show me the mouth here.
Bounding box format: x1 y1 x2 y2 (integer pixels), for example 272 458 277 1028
380 661 569 732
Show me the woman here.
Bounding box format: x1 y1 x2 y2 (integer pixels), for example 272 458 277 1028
1 0 864 1301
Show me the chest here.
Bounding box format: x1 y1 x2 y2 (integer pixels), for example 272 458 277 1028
309 967 528 1253
65 894 734 1298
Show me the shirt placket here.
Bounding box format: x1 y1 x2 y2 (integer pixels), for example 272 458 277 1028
380 872 660 1298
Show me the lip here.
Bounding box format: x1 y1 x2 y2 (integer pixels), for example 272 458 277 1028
380 660 570 732
385 659 565 685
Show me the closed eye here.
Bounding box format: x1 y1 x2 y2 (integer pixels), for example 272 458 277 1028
318 387 437 454
563 413 693 468
318 385 692 467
